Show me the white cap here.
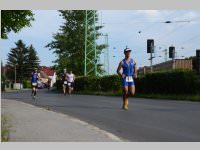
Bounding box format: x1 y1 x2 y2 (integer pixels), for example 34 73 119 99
124 48 132 53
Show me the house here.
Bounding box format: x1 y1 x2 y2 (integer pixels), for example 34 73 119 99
40 67 57 87
137 59 193 76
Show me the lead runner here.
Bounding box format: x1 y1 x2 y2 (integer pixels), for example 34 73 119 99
117 47 137 110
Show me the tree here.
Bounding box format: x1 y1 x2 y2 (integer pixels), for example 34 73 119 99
25 45 40 77
1 10 34 39
6 40 40 81
46 10 106 76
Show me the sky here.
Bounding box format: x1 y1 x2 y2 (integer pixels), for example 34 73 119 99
1 10 200 74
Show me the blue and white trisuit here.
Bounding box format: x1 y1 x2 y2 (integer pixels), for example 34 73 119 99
121 58 136 87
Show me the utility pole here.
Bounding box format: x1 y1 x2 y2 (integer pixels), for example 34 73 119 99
107 34 109 75
102 33 109 75
15 64 16 84
84 10 97 76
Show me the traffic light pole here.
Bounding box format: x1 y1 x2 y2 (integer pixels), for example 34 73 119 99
149 46 155 73
172 51 176 69
150 51 153 72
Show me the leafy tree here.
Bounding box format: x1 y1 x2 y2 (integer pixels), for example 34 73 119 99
46 10 106 76
1 10 34 39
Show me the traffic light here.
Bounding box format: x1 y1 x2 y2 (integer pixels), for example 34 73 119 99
196 49 200 73
147 39 154 53
169 46 175 58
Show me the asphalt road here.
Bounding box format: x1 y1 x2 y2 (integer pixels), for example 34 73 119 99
2 89 200 142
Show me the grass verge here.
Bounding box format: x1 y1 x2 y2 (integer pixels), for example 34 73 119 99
74 91 200 102
51 88 200 102
1 114 11 142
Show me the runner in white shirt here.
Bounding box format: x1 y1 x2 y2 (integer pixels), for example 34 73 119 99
67 71 75 94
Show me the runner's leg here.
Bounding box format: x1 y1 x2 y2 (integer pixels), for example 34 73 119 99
32 87 35 96
63 84 65 94
122 86 128 109
34 86 37 96
128 85 135 96
68 84 71 94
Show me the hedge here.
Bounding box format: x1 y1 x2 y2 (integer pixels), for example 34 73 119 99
74 75 121 92
22 80 32 88
55 70 200 95
135 70 200 94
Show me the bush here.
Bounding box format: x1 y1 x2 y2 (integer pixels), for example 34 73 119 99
136 70 200 95
99 75 121 92
22 80 32 88
73 75 121 92
55 70 200 95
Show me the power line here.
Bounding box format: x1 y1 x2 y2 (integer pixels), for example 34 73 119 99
156 22 190 43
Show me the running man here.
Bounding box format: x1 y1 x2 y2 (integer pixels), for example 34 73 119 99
31 68 40 98
117 48 137 110
66 71 75 94
47 78 51 90
62 68 68 95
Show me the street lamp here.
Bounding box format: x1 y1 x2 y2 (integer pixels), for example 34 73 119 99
159 44 168 62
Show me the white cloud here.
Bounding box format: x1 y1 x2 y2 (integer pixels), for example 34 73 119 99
135 10 160 17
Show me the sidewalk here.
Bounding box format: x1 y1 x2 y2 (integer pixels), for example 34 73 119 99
1 99 122 142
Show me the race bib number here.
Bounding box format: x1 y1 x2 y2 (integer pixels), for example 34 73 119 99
64 81 68 84
68 83 71 86
126 76 133 82
32 83 37 86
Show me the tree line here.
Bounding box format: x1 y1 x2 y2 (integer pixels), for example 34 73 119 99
5 40 40 82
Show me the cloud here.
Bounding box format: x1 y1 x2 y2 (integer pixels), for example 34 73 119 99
135 10 160 17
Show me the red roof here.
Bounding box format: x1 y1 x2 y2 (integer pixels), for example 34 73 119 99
41 67 54 76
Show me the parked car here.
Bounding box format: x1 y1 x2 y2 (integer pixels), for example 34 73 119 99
43 82 48 88
37 81 44 89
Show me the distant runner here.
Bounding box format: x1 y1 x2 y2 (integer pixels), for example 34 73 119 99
117 48 137 110
66 71 75 94
31 68 40 98
47 78 51 90
62 68 68 95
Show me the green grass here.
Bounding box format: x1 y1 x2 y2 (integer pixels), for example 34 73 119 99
74 91 200 102
134 93 200 102
1 114 11 142
51 87 200 102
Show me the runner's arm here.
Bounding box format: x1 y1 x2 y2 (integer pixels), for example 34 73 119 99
38 73 41 80
133 60 137 78
117 61 123 78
